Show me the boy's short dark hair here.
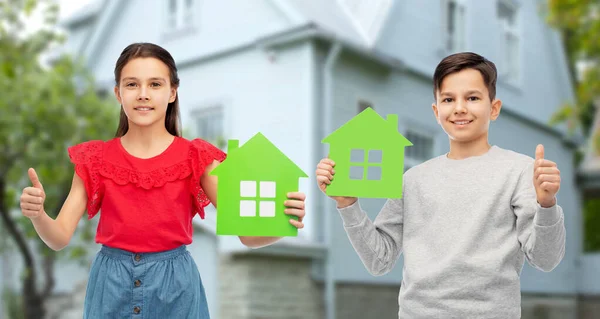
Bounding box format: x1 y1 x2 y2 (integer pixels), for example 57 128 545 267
433 52 498 102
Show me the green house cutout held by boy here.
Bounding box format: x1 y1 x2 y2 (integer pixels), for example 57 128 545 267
210 133 308 237
322 107 413 198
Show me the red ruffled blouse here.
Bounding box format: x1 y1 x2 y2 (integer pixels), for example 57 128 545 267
67 136 226 253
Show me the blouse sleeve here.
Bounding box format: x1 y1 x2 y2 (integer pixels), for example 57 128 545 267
189 138 227 218
67 140 104 219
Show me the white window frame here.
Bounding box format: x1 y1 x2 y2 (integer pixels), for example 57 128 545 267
191 105 225 150
441 0 468 53
165 0 196 32
400 122 438 170
497 0 521 84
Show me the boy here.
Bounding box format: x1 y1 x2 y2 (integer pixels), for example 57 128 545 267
315 52 566 318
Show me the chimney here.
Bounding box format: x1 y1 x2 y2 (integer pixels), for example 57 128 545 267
228 140 239 154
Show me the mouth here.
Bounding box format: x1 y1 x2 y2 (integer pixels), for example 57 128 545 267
134 107 154 111
450 119 473 126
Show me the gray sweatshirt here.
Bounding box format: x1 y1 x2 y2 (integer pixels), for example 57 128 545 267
337 145 566 319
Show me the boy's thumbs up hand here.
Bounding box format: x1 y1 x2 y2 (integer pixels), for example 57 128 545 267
533 144 560 208
20 168 46 219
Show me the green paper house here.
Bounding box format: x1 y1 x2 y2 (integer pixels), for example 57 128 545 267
322 107 412 198
209 133 308 237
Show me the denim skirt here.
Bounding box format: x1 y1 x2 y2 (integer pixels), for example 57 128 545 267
83 245 210 319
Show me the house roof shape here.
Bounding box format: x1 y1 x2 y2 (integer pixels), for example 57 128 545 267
322 107 413 147
210 132 308 179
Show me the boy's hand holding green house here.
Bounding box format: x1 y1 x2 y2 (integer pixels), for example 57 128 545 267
316 158 357 208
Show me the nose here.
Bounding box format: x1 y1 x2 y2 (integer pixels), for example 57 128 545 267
454 100 467 114
137 87 149 101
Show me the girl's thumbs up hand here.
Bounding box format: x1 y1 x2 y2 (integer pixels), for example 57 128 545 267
20 168 46 219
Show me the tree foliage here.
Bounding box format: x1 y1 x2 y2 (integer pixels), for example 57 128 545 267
0 0 118 317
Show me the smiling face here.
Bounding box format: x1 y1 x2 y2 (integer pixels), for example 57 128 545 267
114 57 177 130
432 68 502 145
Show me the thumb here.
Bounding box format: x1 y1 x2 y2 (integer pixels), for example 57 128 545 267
535 144 544 162
28 168 44 190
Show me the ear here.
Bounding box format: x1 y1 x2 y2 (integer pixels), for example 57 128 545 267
114 86 122 104
431 103 441 124
490 98 502 121
169 87 178 103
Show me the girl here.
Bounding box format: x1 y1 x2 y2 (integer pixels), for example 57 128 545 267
19 42 307 319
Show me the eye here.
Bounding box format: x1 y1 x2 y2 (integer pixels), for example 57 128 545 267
151 82 161 87
125 82 137 87
468 96 480 101
442 98 453 103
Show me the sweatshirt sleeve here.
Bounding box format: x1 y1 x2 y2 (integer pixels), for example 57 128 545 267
512 161 566 272
337 193 404 276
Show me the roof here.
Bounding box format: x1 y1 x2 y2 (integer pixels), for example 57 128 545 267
210 133 308 178
322 107 412 146
59 0 394 65
276 0 394 47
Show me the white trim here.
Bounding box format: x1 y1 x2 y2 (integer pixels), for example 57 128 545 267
497 0 522 85
336 0 394 47
337 0 371 45
440 0 469 54
163 0 198 35
81 0 121 67
190 104 226 149
399 118 439 166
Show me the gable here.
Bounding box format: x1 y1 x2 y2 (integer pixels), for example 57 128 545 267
280 0 394 47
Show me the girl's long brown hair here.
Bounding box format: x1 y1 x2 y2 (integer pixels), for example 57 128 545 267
113 43 182 137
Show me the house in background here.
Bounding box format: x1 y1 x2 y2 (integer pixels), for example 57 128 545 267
1 0 594 318
322 107 412 198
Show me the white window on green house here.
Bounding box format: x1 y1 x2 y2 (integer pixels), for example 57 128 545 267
349 149 383 181
497 0 519 83
240 181 276 217
443 0 467 53
405 130 435 171
192 106 225 149
167 0 195 30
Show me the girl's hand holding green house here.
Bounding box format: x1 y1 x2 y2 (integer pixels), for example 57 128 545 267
284 192 307 229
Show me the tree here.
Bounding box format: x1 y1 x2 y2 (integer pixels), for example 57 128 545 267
546 0 600 252
547 0 600 151
0 0 118 318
